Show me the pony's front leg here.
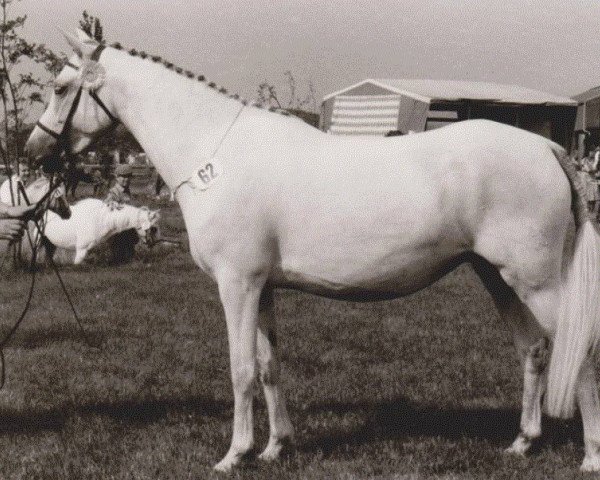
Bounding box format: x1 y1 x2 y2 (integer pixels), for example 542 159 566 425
576 357 600 472
213 271 265 472
73 247 88 264
256 287 294 462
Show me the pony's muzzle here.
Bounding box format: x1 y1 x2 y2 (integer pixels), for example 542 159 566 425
25 127 64 173
25 126 55 159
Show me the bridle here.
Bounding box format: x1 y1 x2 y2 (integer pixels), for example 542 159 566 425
35 44 119 169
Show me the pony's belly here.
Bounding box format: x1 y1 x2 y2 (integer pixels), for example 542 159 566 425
270 250 462 301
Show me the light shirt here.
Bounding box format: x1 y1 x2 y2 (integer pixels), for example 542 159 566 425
0 175 26 205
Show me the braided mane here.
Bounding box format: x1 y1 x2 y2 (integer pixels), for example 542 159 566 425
109 42 290 116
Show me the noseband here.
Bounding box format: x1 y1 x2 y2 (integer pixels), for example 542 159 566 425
35 44 119 151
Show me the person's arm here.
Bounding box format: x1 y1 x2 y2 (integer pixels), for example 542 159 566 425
0 201 36 219
0 218 25 241
0 201 35 241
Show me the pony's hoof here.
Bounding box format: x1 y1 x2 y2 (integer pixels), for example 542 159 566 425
258 435 294 462
214 448 252 473
213 458 235 473
581 455 600 472
504 436 530 457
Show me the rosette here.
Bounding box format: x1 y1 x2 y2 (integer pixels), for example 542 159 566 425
79 61 106 90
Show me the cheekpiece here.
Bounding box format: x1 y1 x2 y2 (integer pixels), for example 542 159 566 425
79 60 106 91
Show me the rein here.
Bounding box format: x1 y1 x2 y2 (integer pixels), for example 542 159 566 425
0 175 100 388
0 46 113 388
0 175 61 388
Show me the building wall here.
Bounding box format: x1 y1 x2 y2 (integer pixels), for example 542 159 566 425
397 97 429 133
319 96 335 131
427 101 574 148
574 99 600 155
321 83 402 135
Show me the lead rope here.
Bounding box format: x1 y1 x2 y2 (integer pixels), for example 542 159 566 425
23 180 101 349
0 177 103 388
0 183 49 387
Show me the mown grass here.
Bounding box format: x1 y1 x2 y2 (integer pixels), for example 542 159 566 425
0 188 593 479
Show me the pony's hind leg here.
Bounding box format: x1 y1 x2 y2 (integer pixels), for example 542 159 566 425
471 256 549 455
256 287 294 461
576 357 600 471
506 336 548 456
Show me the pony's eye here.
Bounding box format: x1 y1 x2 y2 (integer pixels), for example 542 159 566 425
54 85 68 95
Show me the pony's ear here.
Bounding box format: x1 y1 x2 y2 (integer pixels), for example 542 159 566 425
60 28 98 59
76 28 94 43
60 29 83 57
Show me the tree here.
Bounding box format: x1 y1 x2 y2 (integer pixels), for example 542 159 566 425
256 82 281 109
0 0 63 268
257 71 319 127
0 0 62 178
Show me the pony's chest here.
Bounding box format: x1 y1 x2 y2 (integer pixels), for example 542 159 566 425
179 190 273 274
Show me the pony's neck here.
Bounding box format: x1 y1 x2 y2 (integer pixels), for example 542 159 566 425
102 49 245 189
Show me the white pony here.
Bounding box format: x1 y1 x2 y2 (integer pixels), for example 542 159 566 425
24 176 71 220
25 29 600 473
42 198 159 264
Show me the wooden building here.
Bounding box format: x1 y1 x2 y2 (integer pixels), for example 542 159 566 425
320 79 577 148
573 86 600 157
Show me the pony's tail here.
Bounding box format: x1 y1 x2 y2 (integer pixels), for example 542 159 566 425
545 145 600 418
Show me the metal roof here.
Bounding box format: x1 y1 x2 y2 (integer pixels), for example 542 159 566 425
572 86 600 103
323 79 577 106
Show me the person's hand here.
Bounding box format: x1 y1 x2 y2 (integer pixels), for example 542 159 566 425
1 203 37 220
0 218 26 241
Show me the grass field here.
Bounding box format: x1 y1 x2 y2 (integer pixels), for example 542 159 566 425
0 184 593 479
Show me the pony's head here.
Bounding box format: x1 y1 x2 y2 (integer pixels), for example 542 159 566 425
135 207 160 247
25 28 118 172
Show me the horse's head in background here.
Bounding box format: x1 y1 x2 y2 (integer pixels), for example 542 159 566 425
25 29 118 172
136 207 160 247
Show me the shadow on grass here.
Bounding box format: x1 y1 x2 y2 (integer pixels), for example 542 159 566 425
299 397 584 455
0 395 230 435
0 324 107 350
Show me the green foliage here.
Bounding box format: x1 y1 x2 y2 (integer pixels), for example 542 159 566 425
258 71 317 114
0 0 62 169
257 71 318 128
257 82 281 109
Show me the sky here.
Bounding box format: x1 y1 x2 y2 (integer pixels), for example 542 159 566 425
14 0 600 111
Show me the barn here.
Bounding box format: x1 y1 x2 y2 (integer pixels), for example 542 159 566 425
320 79 577 148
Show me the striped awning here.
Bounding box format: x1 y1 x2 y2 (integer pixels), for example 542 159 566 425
329 95 400 135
